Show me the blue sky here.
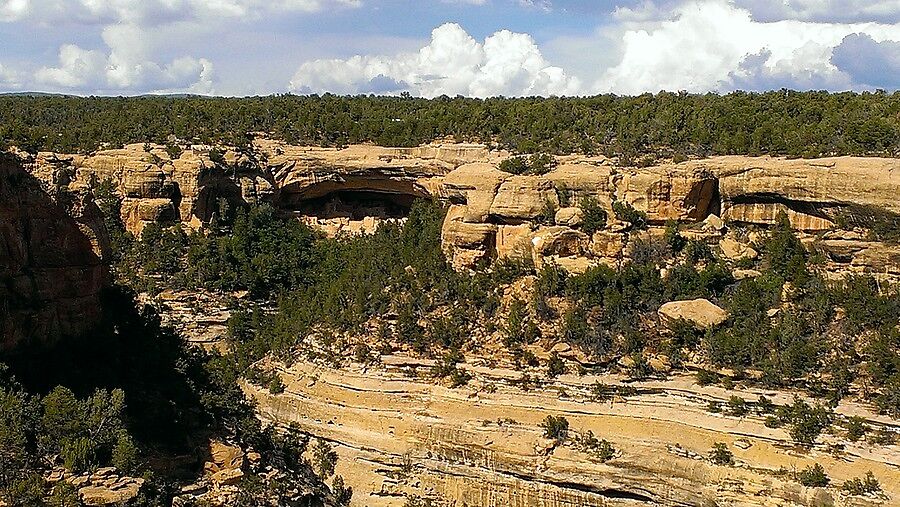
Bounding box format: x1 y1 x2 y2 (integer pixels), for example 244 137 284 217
1 0 899 96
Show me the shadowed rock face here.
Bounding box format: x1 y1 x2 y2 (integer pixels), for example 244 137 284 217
0 154 109 351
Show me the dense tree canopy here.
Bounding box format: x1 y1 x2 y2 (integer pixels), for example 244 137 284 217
1 91 898 159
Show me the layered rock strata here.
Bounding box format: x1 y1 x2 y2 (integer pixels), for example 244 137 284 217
246 357 900 507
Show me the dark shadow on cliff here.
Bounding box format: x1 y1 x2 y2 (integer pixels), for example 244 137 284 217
1 285 217 478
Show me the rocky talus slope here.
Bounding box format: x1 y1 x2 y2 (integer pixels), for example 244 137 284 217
244 356 898 507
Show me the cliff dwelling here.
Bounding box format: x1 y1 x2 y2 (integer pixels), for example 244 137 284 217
276 178 432 235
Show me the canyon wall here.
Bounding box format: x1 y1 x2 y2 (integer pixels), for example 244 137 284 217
245 356 900 507
0 153 109 351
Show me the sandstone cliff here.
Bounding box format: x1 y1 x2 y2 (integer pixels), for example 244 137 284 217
0 153 109 351
246 356 900 507
23 143 900 281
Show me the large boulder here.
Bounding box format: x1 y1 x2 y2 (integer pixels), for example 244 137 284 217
441 205 497 269
658 299 728 330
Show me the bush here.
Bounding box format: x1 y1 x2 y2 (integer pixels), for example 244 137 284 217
311 439 337 479
612 201 648 230
762 211 807 281
841 471 881 495
579 196 608 235
797 463 829 487
845 416 869 442
541 415 569 442
546 352 566 378
708 442 734 465
576 431 615 462
726 396 748 417
499 153 554 175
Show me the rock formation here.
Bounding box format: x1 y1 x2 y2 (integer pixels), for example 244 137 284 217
19 142 900 282
658 299 729 330
0 153 109 351
246 357 900 507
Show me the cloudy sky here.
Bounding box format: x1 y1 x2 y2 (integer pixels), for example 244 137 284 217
1 0 898 96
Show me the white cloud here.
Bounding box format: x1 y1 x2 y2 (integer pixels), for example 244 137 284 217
35 25 214 93
0 62 22 88
595 0 900 94
289 23 581 97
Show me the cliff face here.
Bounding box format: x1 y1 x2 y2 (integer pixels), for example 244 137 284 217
245 357 900 507
32 139 900 282
26 143 900 282
0 153 109 351
440 154 900 280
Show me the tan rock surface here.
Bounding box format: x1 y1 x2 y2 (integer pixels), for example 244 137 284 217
489 175 558 220
246 359 900 507
658 299 728 330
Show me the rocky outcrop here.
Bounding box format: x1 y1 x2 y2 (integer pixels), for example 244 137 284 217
713 156 900 231
23 143 900 279
247 357 900 507
46 467 144 506
658 299 728 330
439 153 900 276
0 153 109 351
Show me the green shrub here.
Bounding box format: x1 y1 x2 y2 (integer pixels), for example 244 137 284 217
546 353 566 378
576 430 615 462
311 439 338 479
579 196 608 235
841 471 881 495
845 416 869 442
708 442 734 465
541 415 569 442
797 463 829 487
612 201 648 230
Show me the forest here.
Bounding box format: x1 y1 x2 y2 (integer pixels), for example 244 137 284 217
1 91 899 159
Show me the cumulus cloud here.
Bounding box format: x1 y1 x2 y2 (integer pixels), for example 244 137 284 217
0 62 22 88
289 23 581 97
832 33 900 89
596 0 900 94
35 25 214 93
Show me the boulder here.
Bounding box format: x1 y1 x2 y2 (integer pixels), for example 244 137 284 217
555 207 584 227
79 479 144 506
658 299 728 330
441 205 497 269
719 237 758 261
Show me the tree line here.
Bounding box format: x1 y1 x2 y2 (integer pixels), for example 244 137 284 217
1 91 898 159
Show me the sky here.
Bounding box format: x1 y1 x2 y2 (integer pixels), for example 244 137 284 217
1 0 899 97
